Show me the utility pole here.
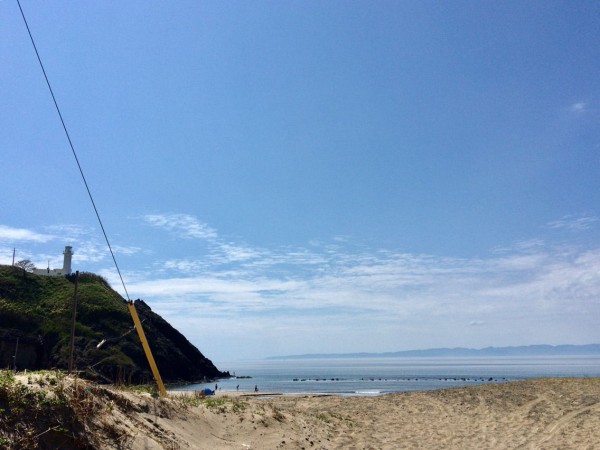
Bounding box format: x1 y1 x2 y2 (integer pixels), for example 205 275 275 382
12 248 15 266
12 337 19 372
126 301 167 396
68 271 79 373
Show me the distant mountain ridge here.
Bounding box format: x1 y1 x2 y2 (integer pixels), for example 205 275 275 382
267 344 600 360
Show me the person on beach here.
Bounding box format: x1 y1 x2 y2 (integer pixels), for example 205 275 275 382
254 385 258 392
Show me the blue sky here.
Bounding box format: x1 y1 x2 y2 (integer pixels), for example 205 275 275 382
1 1 600 361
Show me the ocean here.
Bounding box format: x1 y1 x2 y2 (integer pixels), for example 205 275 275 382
173 356 600 396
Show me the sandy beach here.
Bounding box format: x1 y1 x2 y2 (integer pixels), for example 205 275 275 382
119 378 600 449
4 374 600 449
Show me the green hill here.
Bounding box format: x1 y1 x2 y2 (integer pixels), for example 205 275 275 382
0 265 227 384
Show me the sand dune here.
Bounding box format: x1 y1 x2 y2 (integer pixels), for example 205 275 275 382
6 375 600 449
140 378 600 449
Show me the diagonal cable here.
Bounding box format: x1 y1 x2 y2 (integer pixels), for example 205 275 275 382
16 0 131 301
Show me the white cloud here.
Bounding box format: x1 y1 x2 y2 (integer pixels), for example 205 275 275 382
142 213 217 240
112 244 143 256
142 213 265 264
5 213 599 359
212 243 264 264
570 102 587 113
163 259 209 273
129 239 600 324
0 225 55 243
547 215 598 231
43 224 93 237
72 241 109 263
147 275 297 298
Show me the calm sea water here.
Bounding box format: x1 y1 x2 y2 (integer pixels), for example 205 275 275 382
173 356 600 396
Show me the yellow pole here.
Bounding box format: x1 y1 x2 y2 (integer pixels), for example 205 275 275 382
126 301 167 397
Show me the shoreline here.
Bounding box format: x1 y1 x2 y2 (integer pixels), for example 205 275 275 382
170 374 597 397
169 376 520 398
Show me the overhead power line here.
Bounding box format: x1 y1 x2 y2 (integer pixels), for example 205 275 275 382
16 0 131 302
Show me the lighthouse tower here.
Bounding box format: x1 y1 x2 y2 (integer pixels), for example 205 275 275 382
31 246 75 276
62 246 73 275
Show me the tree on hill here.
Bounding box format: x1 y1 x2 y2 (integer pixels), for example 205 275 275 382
14 260 35 272
14 260 35 278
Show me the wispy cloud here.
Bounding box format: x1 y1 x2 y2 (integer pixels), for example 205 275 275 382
129 236 600 357
211 243 264 264
128 237 600 319
0 225 55 243
142 213 266 265
570 102 587 113
43 224 93 238
112 245 143 256
547 215 598 231
162 259 209 274
123 213 600 356
6 213 600 358
142 214 217 240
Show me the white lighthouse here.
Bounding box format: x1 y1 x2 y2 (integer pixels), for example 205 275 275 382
62 246 73 275
32 246 74 276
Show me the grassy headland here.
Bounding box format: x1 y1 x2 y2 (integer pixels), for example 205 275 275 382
0 265 226 384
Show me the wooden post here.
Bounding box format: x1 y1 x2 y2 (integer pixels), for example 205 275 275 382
68 270 79 373
126 301 167 396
